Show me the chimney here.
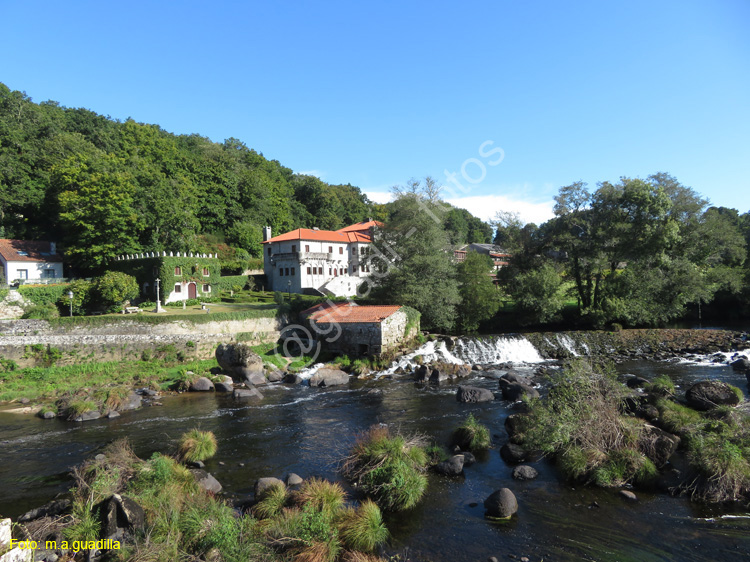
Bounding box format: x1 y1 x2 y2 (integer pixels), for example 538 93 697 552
262 226 272 242
50 241 57 255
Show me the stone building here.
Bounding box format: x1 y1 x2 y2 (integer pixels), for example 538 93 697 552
302 302 420 356
262 220 381 297
111 251 220 304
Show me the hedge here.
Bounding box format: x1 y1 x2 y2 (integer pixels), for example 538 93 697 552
18 284 70 306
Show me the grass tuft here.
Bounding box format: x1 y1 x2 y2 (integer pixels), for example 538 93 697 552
452 413 491 451
338 500 389 553
177 429 218 463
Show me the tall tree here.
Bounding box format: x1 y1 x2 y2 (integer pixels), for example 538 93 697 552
371 195 460 332
457 251 500 332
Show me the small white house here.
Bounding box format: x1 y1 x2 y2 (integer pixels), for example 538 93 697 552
0 239 63 283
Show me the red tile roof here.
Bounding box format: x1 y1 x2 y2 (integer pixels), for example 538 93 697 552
0 239 63 263
262 228 373 245
262 221 382 245
305 303 402 324
336 220 383 233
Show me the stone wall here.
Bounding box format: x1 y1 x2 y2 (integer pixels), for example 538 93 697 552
0 316 283 367
381 310 413 351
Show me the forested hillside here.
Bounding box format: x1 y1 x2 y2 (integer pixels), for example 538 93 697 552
0 82 491 274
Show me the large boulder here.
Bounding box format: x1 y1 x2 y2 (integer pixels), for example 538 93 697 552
309 367 349 387
73 410 101 422
730 357 750 372
512 465 539 480
434 454 465 476
215 381 233 392
456 385 495 403
413 364 429 382
638 424 680 468
267 366 285 382
190 377 215 392
215 343 265 381
686 380 741 410
499 380 539 402
484 488 518 518
504 413 526 444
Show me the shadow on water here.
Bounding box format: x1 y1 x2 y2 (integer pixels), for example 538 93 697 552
0 353 749 560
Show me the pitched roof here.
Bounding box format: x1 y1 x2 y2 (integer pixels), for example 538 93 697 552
0 239 63 263
336 220 383 233
262 228 372 245
305 303 402 324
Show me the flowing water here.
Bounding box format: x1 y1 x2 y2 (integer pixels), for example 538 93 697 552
1 334 750 561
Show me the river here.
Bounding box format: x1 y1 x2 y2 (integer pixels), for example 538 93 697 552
1 334 749 561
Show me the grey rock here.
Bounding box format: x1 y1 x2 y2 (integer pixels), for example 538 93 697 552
107 410 121 419
309 367 349 387
286 473 304 486
413 364 429 381
730 357 750 372
500 442 528 464
233 386 264 401
484 488 518 518
456 385 495 403
512 465 539 480
434 455 465 476
42 410 56 419
103 494 145 540
19 498 71 522
504 413 526 443
429 367 450 383
283 373 305 384
73 410 101 422
243 371 267 386
190 376 215 392
214 381 234 392
255 477 285 500
619 489 638 501
188 460 205 469
267 367 284 382
216 343 264 380
118 392 142 411
638 424 680 468
460 451 476 466
500 381 539 401
190 469 222 494
626 376 649 389
686 380 741 410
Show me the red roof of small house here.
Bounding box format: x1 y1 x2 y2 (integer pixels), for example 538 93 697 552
262 228 373 245
0 239 63 263
305 303 402 324
301 301 354 317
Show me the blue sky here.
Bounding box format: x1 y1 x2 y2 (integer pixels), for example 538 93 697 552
2 1 748 224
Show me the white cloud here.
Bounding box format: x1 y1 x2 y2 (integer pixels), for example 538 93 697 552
444 194 554 225
364 191 392 204
364 189 555 225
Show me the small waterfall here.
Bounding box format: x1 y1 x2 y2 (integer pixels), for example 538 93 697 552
451 335 545 365
556 334 579 357
383 340 463 374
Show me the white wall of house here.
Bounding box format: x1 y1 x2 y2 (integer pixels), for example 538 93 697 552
263 238 373 296
0 259 63 282
164 280 213 303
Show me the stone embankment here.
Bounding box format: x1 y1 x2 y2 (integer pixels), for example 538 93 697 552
0 317 283 367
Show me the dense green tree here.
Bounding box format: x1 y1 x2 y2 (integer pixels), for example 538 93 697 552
457 252 500 332
502 261 565 326
371 195 460 332
89 271 139 312
54 153 143 272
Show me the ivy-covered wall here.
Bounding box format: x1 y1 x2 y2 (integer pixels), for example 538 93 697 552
110 256 220 299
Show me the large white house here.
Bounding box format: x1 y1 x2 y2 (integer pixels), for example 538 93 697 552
0 239 63 283
262 220 381 297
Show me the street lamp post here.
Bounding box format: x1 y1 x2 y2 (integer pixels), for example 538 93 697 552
155 278 162 313
67 290 73 317
287 279 291 299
